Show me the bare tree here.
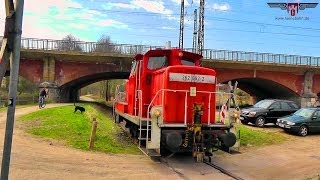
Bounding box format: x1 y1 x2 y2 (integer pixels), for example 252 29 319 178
94 35 115 53
57 34 83 52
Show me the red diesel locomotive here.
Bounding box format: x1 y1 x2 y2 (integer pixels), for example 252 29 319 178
113 48 236 161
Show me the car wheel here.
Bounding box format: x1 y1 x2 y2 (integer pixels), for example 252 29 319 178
255 116 265 127
298 125 308 137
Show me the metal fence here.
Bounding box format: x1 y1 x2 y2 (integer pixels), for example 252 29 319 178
198 49 320 66
17 37 164 55
1 36 320 66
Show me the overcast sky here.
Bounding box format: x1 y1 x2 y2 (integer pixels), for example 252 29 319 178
0 0 319 57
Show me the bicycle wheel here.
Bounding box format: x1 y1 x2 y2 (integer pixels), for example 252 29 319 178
41 98 46 108
39 97 46 108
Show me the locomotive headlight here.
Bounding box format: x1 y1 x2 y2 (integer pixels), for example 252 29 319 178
153 109 161 118
151 106 163 124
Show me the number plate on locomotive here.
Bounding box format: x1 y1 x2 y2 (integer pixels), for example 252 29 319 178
169 73 215 84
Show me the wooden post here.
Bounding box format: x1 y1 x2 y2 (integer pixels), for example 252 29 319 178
89 117 98 150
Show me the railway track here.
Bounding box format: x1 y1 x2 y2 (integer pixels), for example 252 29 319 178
203 158 244 180
157 155 244 180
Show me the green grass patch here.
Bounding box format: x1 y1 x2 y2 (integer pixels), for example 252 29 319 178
19 104 140 155
237 125 288 147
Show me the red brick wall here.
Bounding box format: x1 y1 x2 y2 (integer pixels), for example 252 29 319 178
19 59 43 83
55 61 118 85
313 75 320 95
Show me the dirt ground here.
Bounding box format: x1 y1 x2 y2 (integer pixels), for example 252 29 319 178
0 105 319 180
0 104 229 180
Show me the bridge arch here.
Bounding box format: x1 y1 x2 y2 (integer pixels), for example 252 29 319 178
220 77 301 104
56 72 129 102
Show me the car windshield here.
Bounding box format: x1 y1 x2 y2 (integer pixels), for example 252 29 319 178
253 100 274 108
293 108 315 118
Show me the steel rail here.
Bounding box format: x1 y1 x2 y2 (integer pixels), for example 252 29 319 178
203 159 244 180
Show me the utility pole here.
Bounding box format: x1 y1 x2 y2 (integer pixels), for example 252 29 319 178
0 0 15 84
1 0 24 179
197 0 205 55
179 0 184 49
193 9 198 53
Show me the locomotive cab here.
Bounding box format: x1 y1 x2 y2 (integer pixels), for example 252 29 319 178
114 49 237 161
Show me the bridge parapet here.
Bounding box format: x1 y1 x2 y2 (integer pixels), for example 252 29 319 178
1 36 320 67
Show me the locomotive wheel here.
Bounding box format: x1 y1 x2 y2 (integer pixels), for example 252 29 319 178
115 114 120 123
160 145 172 157
132 125 138 139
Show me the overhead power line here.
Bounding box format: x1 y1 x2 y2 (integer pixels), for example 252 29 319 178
67 7 320 32
209 27 320 38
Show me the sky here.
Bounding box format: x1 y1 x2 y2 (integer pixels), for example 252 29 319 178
0 0 320 57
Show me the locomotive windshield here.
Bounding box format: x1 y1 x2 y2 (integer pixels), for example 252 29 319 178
147 56 168 70
181 59 195 66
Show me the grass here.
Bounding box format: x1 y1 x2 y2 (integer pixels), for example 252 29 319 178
236 125 288 147
19 104 140 155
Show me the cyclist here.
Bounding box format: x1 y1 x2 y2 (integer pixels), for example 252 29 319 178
39 88 47 108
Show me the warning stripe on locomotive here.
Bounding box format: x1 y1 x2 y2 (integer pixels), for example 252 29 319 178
169 73 215 84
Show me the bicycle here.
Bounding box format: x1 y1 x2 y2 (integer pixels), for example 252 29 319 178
39 96 46 109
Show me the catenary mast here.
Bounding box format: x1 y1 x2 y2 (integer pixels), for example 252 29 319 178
197 0 204 55
179 0 185 49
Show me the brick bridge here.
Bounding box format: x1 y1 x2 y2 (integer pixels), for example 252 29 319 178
2 37 320 107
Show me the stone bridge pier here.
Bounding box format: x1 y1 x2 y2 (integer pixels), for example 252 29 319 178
301 70 318 107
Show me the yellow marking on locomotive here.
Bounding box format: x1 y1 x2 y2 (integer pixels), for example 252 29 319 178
192 103 205 162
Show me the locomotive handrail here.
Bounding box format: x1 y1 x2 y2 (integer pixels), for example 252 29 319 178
137 90 143 118
147 89 234 126
147 89 191 127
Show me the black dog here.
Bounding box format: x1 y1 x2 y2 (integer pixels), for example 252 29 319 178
74 106 85 113
74 101 85 114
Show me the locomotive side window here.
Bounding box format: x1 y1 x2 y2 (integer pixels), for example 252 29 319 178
129 61 137 77
147 56 168 70
181 59 195 66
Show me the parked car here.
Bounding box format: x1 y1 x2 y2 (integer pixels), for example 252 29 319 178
276 107 320 136
240 99 299 127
